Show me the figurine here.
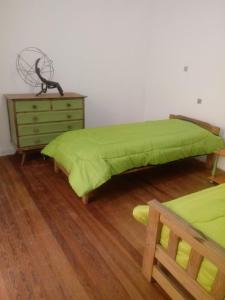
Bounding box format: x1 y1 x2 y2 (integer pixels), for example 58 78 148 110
35 58 64 96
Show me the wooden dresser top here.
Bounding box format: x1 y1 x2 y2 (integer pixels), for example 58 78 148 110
4 92 86 100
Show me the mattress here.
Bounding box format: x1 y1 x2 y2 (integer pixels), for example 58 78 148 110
133 184 225 292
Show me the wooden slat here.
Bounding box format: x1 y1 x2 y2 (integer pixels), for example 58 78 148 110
211 270 225 300
142 204 162 281
187 248 203 279
169 114 220 135
167 231 179 259
152 266 191 300
160 213 225 273
155 245 214 300
149 200 225 274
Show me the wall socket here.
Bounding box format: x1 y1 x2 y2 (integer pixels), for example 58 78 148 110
197 98 202 104
184 66 189 72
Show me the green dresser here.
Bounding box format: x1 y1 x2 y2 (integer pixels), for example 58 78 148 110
6 92 86 162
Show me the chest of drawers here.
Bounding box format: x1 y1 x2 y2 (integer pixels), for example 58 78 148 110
6 92 86 161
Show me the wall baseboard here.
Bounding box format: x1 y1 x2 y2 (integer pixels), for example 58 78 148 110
0 147 16 157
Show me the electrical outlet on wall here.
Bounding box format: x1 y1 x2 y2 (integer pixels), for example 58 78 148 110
184 66 189 72
197 98 202 104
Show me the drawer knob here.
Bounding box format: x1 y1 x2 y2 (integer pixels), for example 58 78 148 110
67 103 71 107
33 116 38 122
32 105 37 109
67 115 71 119
67 125 72 130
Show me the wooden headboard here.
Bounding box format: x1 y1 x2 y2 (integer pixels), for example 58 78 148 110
170 114 220 136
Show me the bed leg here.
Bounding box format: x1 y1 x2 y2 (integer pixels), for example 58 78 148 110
206 154 215 169
82 194 89 205
54 160 59 173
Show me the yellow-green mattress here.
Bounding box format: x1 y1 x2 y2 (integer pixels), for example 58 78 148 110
133 184 225 292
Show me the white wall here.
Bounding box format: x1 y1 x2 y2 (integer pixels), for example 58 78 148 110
144 0 225 168
0 0 149 155
1 0 225 170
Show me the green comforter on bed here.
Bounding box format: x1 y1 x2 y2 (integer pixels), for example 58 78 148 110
42 119 224 196
133 184 225 292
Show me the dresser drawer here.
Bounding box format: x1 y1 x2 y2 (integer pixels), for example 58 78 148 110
52 99 83 110
18 120 83 136
17 110 83 124
15 100 51 112
19 133 59 147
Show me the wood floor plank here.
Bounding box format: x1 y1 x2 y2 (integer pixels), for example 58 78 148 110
0 158 89 300
19 165 142 300
0 271 10 300
0 154 220 300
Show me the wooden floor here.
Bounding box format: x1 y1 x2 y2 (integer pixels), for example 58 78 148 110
0 154 221 300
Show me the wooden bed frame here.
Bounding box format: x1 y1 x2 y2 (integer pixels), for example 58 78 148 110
53 114 221 204
142 200 225 300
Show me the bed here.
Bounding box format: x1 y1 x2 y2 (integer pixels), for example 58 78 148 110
133 184 225 300
42 115 224 204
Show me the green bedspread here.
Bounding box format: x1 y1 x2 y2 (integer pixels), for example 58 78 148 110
133 184 225 292
42 119 224 197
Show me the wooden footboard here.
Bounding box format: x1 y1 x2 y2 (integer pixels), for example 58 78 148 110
142 200 225 300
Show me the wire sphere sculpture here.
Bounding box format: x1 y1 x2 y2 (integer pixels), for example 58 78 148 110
16 47 54 87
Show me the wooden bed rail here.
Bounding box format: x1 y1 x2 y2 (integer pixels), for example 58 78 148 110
142 200 225 300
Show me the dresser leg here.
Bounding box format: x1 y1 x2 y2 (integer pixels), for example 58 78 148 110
54 160 59 173
21 152 26 166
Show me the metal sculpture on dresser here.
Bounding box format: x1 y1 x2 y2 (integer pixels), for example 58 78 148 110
16 47 64 96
